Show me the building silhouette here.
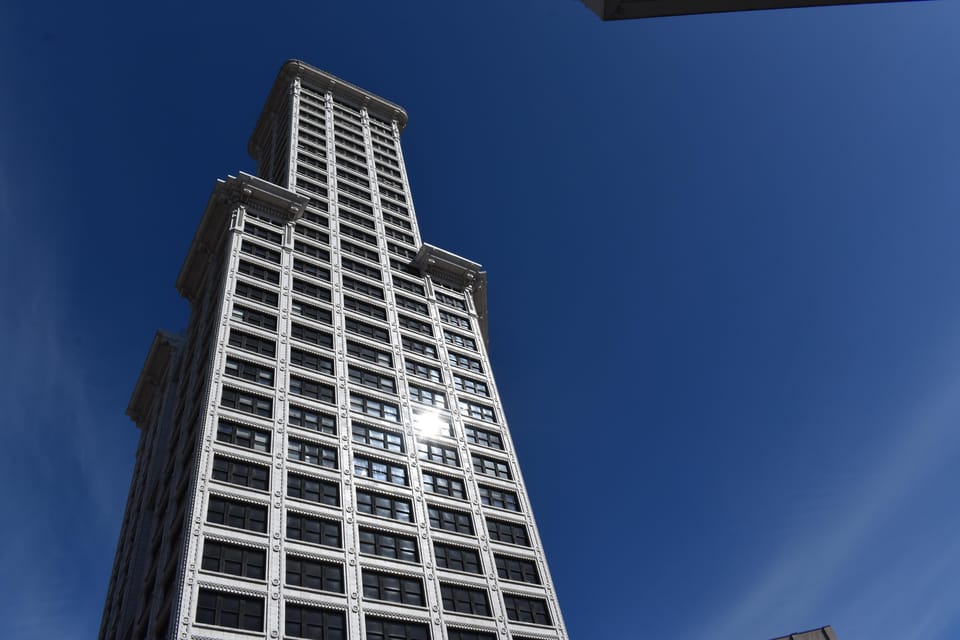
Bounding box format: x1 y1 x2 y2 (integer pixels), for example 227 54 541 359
582 0 904 20
100 60 568 640
771 626 838 640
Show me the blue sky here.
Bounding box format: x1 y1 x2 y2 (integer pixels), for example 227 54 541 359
1 1 958 638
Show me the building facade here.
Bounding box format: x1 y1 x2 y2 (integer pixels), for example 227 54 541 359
100 61 568 640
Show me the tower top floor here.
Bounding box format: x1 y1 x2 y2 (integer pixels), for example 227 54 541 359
249 60 409 163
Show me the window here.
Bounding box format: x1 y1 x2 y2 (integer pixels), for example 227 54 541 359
287 473 339 506
295 225 329 244
294 240 331 262
291 323 334 348
412 411 454 437
229 329 276 357
292 299 332 324
292 278 332 302
495 555 541 584
288 438 338 469
341 257 382 280
291 349 334 376
458 398 496 423
428 505 473 535
195 589 263 631
340 239 379 262
453 374 488 397
354 455 408 486
289 405 336 435
339 222 377 245
286 557 344 593
388 242 417 259
448 352 482 373
398 314 432 336
409 385 446 409
447 631 495 640
342 275 384 300
340 194 373 215
440 584 491 617
356 489 412 522
217 420 271 452
464 425 503 450
206 496 267 533
402 336 437 359
385 227 414 244
362 570 425 606
241 240 281 264
349 366 396 393
290 376 336 403
301 210 329 226
238 259 280 284
347 340 392 367
502 595 552 626
405 359 442 383
383 210 411 228
294 258 331 280
235 281 278 307
439 310 470 330
343 295 387 320
352 422 404 453
418 441 459 467
472 454 512 480
436 291 467 310
393 277 425 296
285 604 345 640
395 295 428 315
345 317 390 343
221 387 272 418
434 543 482 574
225 357 274 387
358 528 419 562
350 394 400 422
486 518 529 546
422 471 466 500
212 455 269 491
478 485 520 512
365 618 430 640
201 540 266 579
245 222 282 245
286 512 342 547
232 304 278 331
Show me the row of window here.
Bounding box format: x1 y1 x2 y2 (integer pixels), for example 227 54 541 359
214 439 511 499
217 411 504 457
207 492 529 544
196 589 550 636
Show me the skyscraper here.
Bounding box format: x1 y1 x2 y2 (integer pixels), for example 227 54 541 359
100 61 568 640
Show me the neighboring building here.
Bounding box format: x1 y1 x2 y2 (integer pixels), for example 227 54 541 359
771 625 838 640
582 0 905 20
100 60 568 640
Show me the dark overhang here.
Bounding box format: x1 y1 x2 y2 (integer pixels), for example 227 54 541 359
583 0 909 19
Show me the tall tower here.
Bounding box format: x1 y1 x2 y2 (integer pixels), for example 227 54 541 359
100 61 568 640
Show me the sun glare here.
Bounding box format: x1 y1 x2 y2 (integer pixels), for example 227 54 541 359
412 410 446 438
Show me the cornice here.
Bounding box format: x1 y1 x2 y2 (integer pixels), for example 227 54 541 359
249 59 408 162
175 172 307 304
126 330 183 429
409 244 489 347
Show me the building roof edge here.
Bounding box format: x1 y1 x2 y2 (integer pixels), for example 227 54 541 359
248 60 409 162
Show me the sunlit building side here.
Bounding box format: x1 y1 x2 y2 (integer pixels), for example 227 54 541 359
99 60 568 640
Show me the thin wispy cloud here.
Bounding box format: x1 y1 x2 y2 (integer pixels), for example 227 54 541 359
685 353 960 639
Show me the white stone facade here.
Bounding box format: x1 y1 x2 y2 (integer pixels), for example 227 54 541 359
100 61 567 640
